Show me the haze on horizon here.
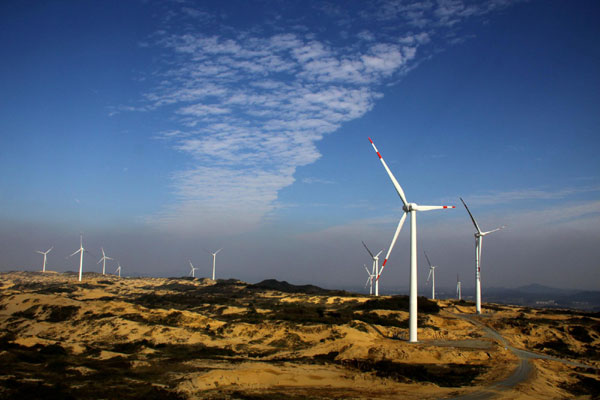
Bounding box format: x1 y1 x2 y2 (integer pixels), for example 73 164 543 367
1 0 599 292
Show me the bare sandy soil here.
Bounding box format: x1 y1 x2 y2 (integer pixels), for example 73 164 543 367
0 271 598 399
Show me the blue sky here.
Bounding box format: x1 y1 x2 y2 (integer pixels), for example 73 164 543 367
1 0 599 292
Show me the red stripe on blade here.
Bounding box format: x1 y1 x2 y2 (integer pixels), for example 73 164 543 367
376 152 382 159
382 259 387 266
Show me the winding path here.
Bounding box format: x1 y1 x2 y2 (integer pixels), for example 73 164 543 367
446 313 597 399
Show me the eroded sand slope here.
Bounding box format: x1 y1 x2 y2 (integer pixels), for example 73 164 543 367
0 272 598 399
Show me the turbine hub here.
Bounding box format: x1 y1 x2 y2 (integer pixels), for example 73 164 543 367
403 203 416 212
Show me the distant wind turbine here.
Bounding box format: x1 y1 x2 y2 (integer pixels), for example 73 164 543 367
424 251 437 300
460 197 505 314
364 264 375 295
36 247 53 272
362 241 383 296
369 137 455 343
97 248 113 275
456 274 462 300
188 260 198 278
209 248 222 280
115 262 122 278
68 235 86 282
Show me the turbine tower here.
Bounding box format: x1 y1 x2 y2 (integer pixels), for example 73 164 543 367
68 235 86 282
369 137 455 343
362 241 383 296
456 274 462 300
424 251 437 300
36 247 53 273
364 264 375 295
115 262 122 278
460 197 505 314
97 248 113 275
188 260 198 278
210 248 222 280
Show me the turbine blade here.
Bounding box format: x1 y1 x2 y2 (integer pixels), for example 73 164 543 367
365 276 371 287
47 247 53 253
415 205 455 211
460 197 482 233
36 251 44 255
364 265 371 275
424 250 432 267
215 248 223 255
368 137 408 207
427 268 432 283
377 211 407 281
362 241 375 258
375 250 383 258
68 249 81 258
482 225 505 235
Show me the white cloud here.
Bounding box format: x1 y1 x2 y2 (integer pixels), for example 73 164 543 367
135 1 521 234
177 104 231 117
142 30 420 233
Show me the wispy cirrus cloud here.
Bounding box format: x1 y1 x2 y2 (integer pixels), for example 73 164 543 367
138 1 519 234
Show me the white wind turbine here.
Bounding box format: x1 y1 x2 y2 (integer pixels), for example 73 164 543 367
460 197 505 314
68 235 86 282
97 248 113 275
188 260 198 278
456 274 462 300
115 262 122 278
209 248 222 280
36 247 53 273
369 137 455 343
364 264 376 295
424 251 437 300
362 241 383 296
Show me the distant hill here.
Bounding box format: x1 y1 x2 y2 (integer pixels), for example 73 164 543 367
514 284 580 296
250 279 351 296
481 285 600 311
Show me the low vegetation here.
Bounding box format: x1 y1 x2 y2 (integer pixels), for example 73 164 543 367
0 272 598 400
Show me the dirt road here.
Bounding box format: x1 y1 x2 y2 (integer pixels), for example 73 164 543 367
447 313 597 399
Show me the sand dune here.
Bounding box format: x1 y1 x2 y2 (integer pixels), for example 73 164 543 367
0 271 598 399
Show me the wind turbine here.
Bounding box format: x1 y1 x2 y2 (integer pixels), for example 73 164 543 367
364 264 375 295
97 248 113 275
68 235 86 282
188 260 198 278
456 274 462 300
369 137 455 343
460 197 505 314
115 262 122 278
36 247 53 272
209 248 222 280
424 251 437 300
362 241 383 296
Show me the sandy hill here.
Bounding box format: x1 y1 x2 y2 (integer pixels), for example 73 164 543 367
0 271 598 399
